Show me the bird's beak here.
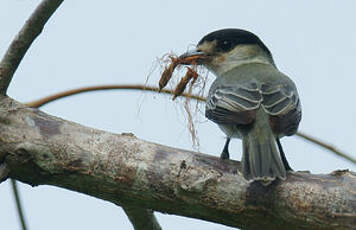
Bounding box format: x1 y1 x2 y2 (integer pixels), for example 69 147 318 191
178 50 208 65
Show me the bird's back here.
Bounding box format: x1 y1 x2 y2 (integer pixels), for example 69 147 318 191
206 63 301 137
211 63 295 91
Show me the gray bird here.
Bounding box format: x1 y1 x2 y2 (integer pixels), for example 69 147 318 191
180 29 301 183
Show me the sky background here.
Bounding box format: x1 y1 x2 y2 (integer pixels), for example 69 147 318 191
1 1 356 229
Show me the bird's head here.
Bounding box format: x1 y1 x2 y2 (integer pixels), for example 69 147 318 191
180 29 275 76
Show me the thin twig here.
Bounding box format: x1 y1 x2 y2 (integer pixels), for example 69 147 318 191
10 179 27 230
296 132 356 164
0 0 64 94
25 84 355 165
25 84 205 108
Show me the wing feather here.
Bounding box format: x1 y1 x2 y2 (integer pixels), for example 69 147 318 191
206 84 261 125
205 81 301 135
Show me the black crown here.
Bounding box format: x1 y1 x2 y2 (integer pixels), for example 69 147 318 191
198 28 271 55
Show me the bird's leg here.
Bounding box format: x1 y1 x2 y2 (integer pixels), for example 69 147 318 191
276 138 293 171
220 137 231 160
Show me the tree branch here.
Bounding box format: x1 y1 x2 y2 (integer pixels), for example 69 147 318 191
26 85 163 230
25 84 205 108
10 179 28 230
0 0 162 227
0 0 64 95
296 131 356 164
123 205 162 230
25 84 356 165
0 162 9 183
1 96 355 230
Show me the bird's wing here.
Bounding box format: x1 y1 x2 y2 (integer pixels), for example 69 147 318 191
261 83 302 135
260 83 299 115
205 83 262 125
205 80 301 134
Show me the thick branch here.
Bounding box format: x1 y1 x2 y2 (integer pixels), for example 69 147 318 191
27 86 163 230
0 96 355 230
0 0 64 94
25 84 356 165
0 162 9 183
0 0 161 226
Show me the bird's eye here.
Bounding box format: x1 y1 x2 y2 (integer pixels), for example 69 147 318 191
218 40 233 52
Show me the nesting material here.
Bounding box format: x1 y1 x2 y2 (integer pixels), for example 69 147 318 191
158 54 205 99
157 52 209 150
173 67 198 100
158 57 179 90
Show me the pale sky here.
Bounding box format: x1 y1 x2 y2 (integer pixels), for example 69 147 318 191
1 1 356 229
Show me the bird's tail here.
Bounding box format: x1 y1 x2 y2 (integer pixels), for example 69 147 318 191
241 110 287 183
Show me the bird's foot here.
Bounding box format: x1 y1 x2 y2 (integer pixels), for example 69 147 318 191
220 137 231 160
220 150 230 160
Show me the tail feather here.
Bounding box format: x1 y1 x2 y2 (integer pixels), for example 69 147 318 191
241 113 287 183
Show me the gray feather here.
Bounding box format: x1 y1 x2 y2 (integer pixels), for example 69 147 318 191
205 63 301 137
242 109 286 181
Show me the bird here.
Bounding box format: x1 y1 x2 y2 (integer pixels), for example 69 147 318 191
180 28 301 184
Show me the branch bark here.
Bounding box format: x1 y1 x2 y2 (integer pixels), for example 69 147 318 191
0 0 64 94
25 84 356 165
1 96 355 230
0 0 161 227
